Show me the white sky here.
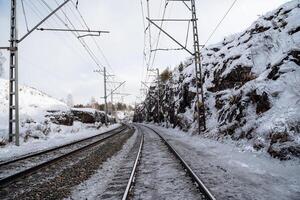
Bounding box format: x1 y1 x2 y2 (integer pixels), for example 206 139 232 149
0 0 291 105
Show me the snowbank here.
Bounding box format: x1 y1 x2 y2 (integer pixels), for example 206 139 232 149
0 123 121 162
147 124 300 200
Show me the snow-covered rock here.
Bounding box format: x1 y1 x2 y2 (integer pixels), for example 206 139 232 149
135 1 300 160
71 107 115 124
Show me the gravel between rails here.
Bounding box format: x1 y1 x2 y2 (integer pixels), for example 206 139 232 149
0 128 134 200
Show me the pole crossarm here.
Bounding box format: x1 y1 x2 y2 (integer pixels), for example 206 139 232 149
37 28 109 34
106 81 126 98
150 47 184 52
141 81 152 89
0 47 11 50
37 28 109 38
113 93 131 96
18 0 72 43
146 17 193 55
150 19 193 22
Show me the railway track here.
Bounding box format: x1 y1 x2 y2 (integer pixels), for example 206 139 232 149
95 125 144 200
0 125 128 188
0 123 215 199
120 124 216 200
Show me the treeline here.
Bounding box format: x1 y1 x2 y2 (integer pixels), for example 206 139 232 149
74 101 134 113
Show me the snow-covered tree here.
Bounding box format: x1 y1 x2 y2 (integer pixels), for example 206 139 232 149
66 94 74 107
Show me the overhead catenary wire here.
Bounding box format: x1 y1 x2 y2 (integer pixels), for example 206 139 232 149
149 0 168 70
67 3 110 66
203 0 238 47
26 0 96 70
42 0 100 67
66 1 125 97
146 0 153 70
40 0 105 71
21 0 30 32
67 1 116 77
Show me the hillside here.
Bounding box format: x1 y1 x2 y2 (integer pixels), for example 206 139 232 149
0 78 69 142
134 0 300 160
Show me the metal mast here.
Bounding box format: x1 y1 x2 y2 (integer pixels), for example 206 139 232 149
145 0 207 133
9 0 19 145
156 68 160 123
191 0 206 132
103 67 108 125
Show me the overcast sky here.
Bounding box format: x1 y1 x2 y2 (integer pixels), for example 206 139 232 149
0 0 290 105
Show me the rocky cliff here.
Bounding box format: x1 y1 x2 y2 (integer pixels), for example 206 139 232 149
134 1 300 160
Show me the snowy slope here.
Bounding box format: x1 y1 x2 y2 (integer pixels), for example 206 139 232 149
0 78 69 142
135 1 300 159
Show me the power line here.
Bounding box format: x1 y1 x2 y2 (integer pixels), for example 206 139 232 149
67 2 115 76
27 0 96 69
41 0 105 70
21 0 30 32
203 0 238 47
150 0 168 69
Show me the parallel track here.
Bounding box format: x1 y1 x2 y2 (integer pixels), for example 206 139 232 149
0 125 128 187
130 124 216 200
0 125 126 166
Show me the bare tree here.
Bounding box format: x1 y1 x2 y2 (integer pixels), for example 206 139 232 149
66 94 74 107
90 96 97 108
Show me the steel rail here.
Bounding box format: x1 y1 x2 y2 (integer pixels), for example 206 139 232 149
0 126 129 187
0 125 126 167
141 124 216 200
122 125 144 200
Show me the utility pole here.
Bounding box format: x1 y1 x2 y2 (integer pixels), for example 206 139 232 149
147 68 160 123
191 0 206 133
103 67 108 125
146 0 206 133
156 68 160 123
94 70 125 125
94 68 109 126
9 0 19 145
111 89 113 115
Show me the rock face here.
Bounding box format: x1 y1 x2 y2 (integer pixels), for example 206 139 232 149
46 111 74 126
71 110 96 124
71 108 115 124
45 108 115 126
134 1 300 160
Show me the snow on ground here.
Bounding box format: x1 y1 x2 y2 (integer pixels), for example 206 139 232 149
0 123 121 162
116 110 134 121
67 128 138 199
146 124 300 200
0 122 120 161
